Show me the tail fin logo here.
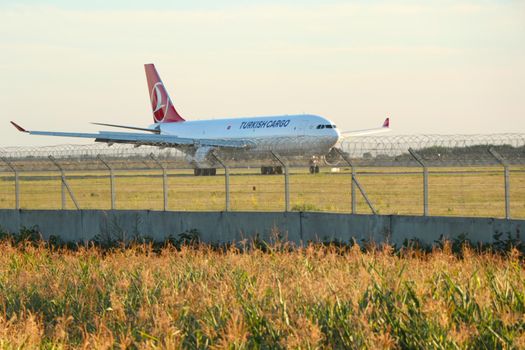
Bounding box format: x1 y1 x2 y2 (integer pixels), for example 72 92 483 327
145 64 185 123
151 82 169 123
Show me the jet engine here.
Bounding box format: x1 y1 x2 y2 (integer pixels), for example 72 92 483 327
187 146 216 168
323 147 344 166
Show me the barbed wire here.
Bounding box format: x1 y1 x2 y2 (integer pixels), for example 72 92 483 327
0 133 523 171
340 133 525 167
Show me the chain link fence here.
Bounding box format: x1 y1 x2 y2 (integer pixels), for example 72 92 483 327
0 134 523 218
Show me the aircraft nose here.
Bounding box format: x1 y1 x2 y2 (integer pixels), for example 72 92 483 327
332 128 340 143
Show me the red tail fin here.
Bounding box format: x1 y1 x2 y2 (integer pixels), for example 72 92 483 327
144 64 185 123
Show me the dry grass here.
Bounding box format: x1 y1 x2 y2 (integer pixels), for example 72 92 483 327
0 241 523 349
0 167 524 218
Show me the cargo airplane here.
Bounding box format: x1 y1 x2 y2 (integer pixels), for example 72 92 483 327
11 64 390 175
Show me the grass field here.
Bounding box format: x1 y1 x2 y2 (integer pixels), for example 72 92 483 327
0 240 523 348
0 166 524 218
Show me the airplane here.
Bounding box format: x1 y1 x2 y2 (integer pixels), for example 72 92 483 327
11 64 390 176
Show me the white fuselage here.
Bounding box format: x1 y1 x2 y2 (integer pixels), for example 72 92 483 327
153 114 340 160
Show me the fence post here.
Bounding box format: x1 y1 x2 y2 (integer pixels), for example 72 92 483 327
210 152 230 211
150 154 168 211
408 148 429 216
488 147 510 219
97 155 116 210
351 165 357 214
48 156 79 210
1 157 20 209
271 152 290 212
334 148 377 215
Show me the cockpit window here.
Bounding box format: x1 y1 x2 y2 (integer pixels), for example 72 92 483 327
316 124 337 129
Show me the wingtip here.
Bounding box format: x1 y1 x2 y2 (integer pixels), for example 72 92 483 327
382 117 390 128
10 121 27 132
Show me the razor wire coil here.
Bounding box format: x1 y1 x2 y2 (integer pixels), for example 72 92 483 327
0 133 523 172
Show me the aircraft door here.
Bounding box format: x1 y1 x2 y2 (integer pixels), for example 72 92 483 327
294 119 307 137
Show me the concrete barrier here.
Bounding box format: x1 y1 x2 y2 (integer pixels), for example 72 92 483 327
0 210 522 245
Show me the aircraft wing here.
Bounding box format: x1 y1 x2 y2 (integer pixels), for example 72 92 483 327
10 122 255 149
340 117 391 137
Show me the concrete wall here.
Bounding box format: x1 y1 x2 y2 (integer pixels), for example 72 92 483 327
0 210 522 246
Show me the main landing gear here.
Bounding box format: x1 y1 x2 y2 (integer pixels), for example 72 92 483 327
194 168 217 176
260 166 283 175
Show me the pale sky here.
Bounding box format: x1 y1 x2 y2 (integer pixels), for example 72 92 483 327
0 0 524 146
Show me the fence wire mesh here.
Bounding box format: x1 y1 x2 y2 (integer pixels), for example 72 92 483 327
0 133 523 218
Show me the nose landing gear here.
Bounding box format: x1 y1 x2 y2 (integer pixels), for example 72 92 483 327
309 156 320 174
309 165 320 174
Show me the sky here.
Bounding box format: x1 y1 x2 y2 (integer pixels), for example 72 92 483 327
0 0 524 146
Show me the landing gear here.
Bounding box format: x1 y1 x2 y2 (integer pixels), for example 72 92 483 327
194 168 217 176
309 165 320 174
260 166 283 175
309 157 320 174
